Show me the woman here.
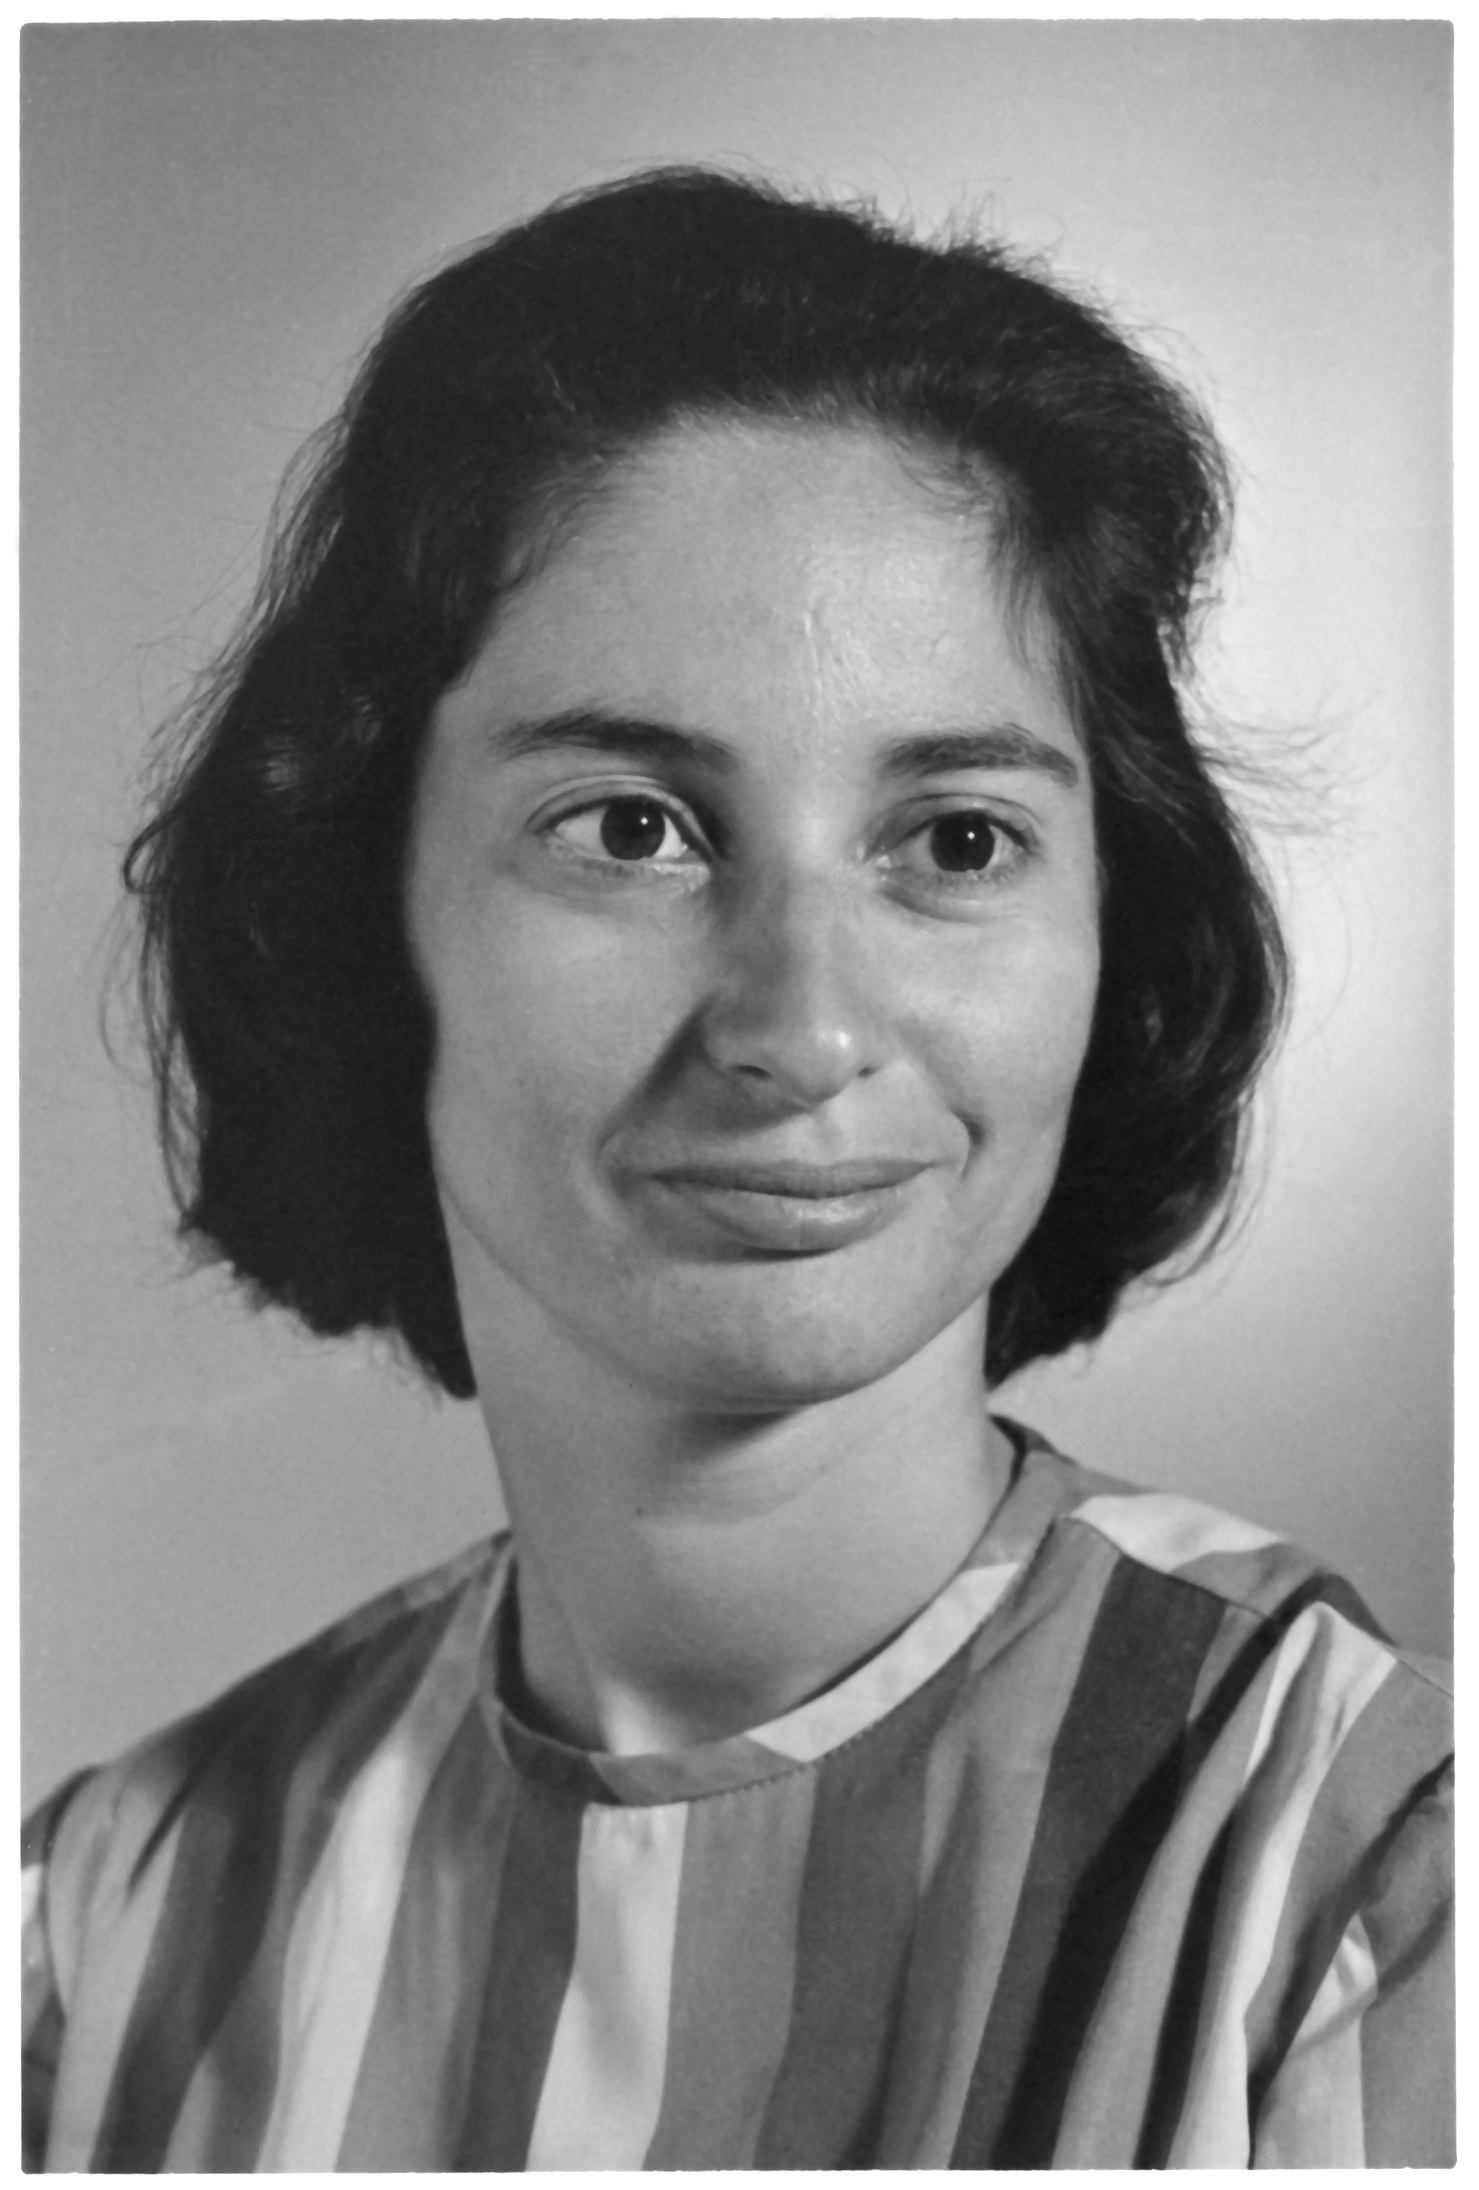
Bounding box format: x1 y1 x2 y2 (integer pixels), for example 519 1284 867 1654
22 169 1452 2170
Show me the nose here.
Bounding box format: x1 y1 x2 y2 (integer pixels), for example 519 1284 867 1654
699 870 890 1108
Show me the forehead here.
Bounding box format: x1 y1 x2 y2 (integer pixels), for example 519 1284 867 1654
473 419 1069 747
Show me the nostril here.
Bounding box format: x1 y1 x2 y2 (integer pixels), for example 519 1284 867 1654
698 886 890 1104
702 999 881 1108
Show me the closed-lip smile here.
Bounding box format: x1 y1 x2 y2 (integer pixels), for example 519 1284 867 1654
639 1155 935 1253
652 1156 930 1197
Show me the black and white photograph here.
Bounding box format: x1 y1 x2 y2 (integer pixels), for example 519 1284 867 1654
21 19 1453 2171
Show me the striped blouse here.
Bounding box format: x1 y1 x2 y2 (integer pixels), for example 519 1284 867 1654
22 1430 1453 2171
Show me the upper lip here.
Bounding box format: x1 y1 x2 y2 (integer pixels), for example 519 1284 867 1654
648 1156 932 1198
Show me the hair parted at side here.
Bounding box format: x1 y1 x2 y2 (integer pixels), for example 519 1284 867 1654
124 164 1287 1398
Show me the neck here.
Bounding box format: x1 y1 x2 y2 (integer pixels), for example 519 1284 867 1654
462 1289 1013 1755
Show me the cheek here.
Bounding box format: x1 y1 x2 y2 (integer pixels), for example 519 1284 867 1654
935 923 1101 1145
940 933 1100 1291
417 893 687 1180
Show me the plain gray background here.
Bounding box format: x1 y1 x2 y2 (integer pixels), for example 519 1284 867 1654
22 20 1452 1805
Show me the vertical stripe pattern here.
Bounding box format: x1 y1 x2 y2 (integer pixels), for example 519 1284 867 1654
1253 1914 1374 2165
642 1771 816 2168
949 1551 1228 2167
449 1778 584 2170
525 1803 689 2169
1165 1607 1395 2167
21 1435 1454 2171
254 1588 493 2169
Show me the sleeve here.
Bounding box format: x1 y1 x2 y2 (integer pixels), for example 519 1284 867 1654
1251 1760 1454 2168
21 1775 96 2174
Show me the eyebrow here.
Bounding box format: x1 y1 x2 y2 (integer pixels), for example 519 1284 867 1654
878 728 1082 789
489 708 1080 788
488 709 736 774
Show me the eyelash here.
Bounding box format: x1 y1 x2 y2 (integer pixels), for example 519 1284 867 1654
886 810 1035 891
537 793 1036 891
542 795 710 875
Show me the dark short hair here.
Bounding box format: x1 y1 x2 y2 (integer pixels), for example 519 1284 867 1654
124 166 1287 1396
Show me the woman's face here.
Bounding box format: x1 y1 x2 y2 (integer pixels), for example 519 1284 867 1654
407 420 1100 1409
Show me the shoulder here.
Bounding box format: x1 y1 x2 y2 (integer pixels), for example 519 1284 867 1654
1001 1425 1452 1811
995 1429 1453 2161
23 1534 509 2003
1016 1423 1447 1673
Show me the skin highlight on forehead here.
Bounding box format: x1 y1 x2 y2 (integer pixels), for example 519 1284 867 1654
478 417 1083 792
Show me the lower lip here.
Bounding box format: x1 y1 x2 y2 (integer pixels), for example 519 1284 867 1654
647 1176 921 1253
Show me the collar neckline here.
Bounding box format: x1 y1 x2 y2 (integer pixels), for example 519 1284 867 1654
479 1422 1075 1806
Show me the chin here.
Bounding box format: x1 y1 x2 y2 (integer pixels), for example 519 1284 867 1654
613 1271 971 1414
657 1345 919 1416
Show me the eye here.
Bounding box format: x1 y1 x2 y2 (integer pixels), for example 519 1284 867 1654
548 795 702 868
879 805 1033 899
925 811 1005 873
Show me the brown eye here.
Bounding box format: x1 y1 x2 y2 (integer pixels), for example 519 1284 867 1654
928 813 1000 872
547 794 701 871
598 798 675 860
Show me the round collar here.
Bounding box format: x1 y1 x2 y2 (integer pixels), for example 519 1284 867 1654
479 1421 1067 1806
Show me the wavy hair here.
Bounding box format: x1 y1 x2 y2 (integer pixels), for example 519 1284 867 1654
124 167 1287 1395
